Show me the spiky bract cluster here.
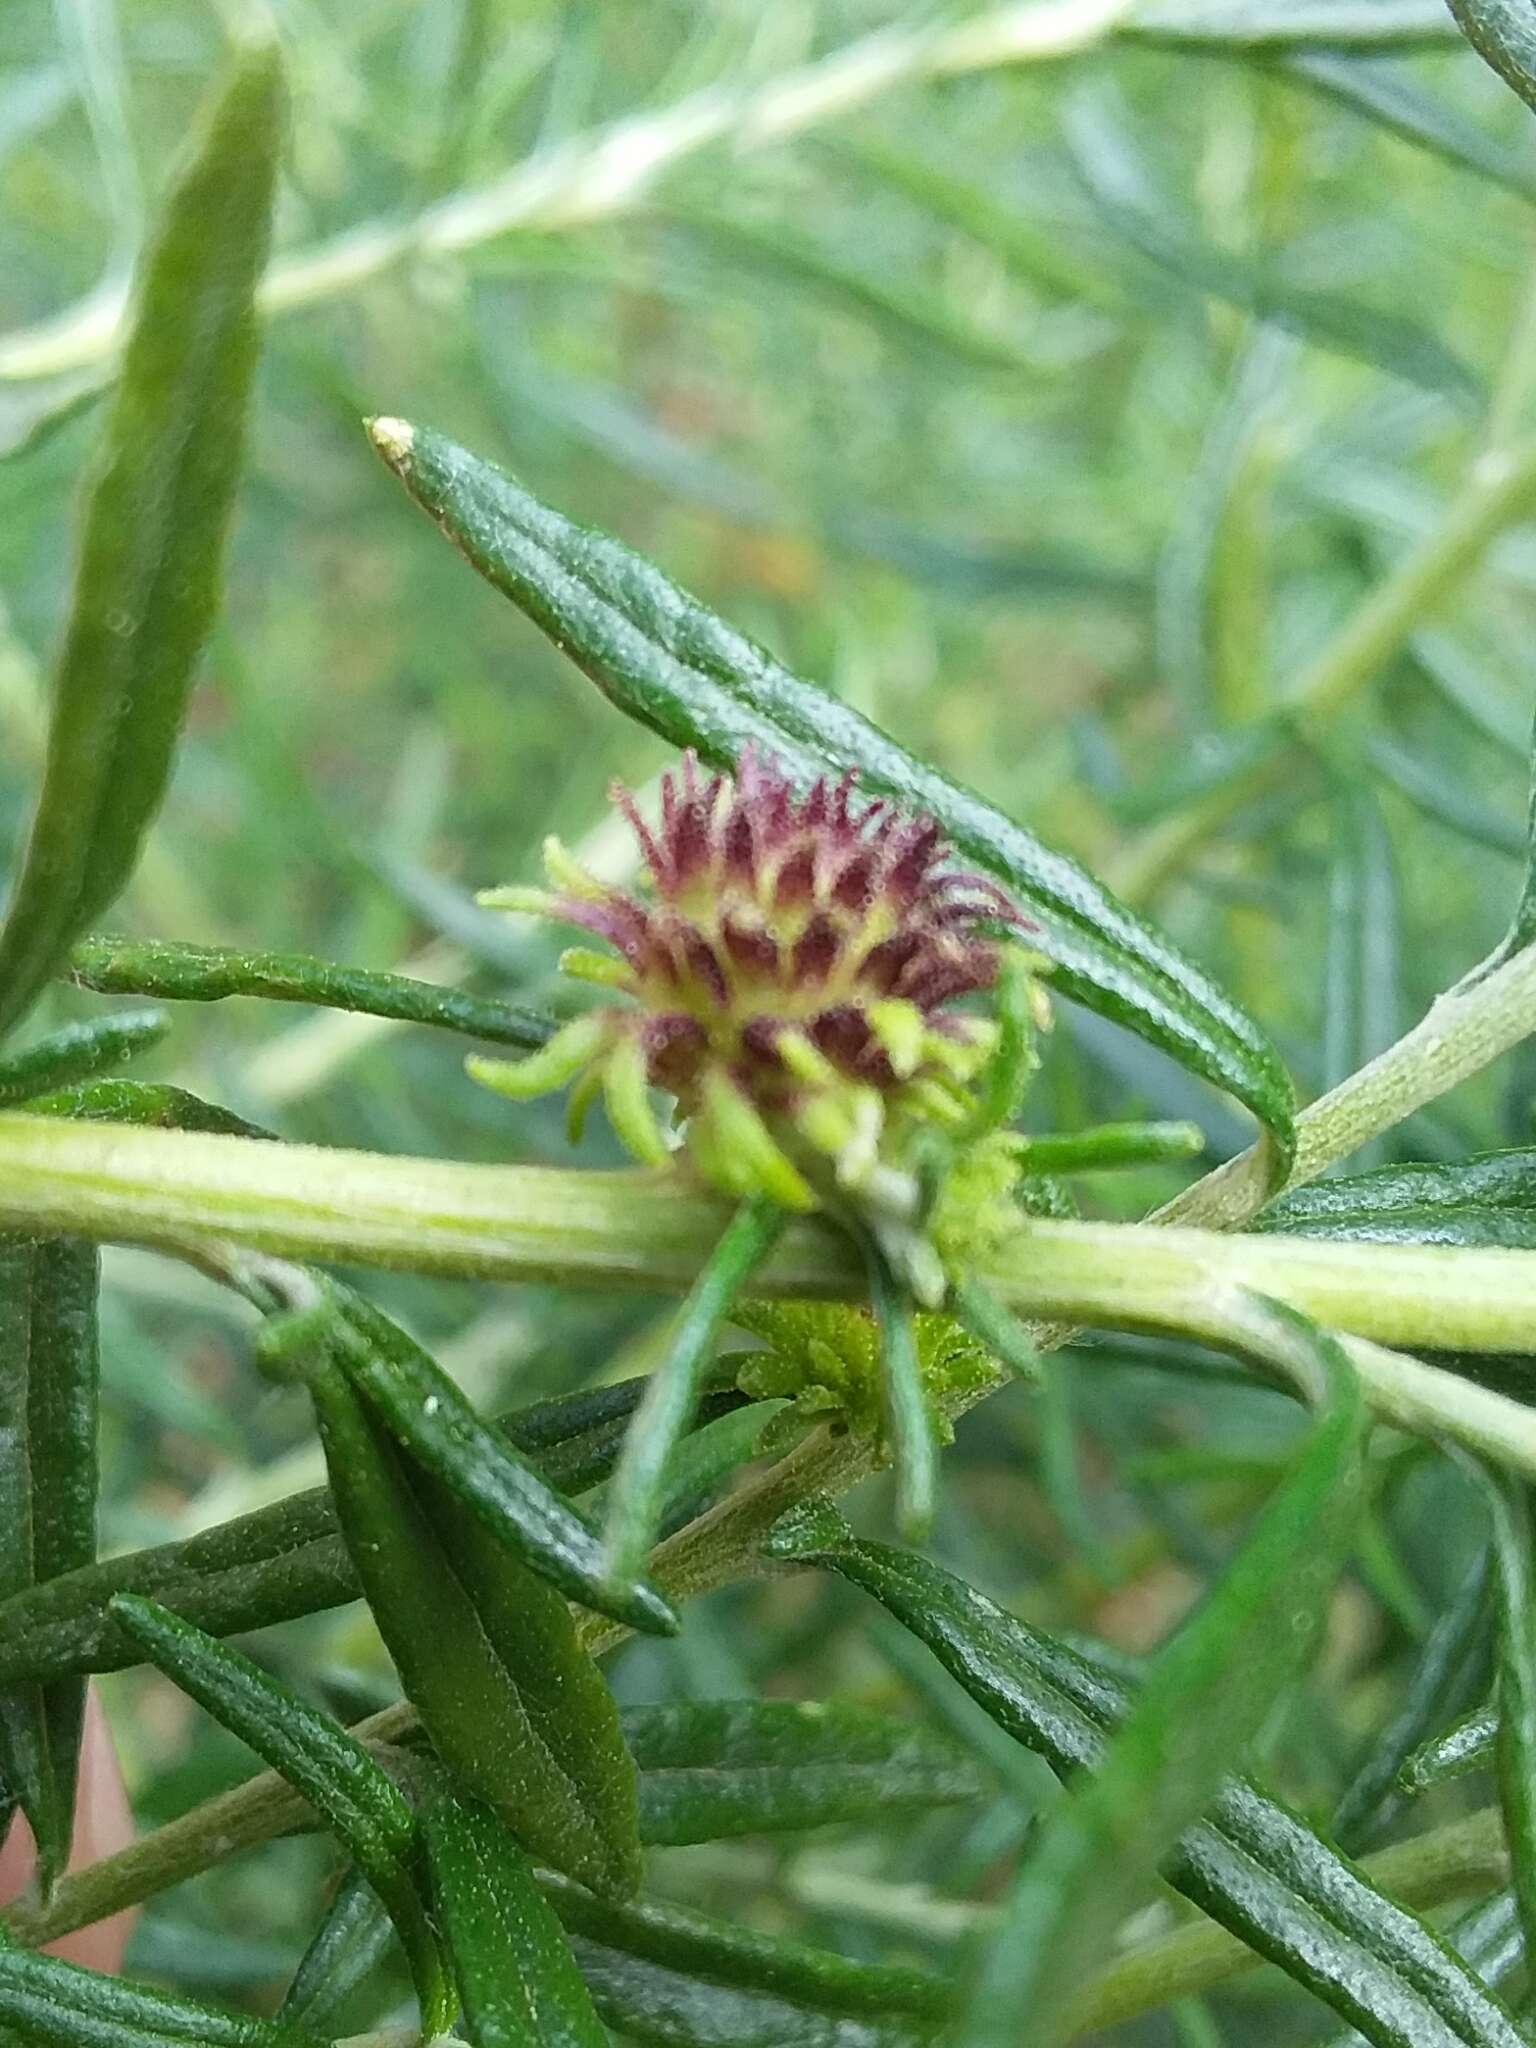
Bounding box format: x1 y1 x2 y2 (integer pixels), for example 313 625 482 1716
471 748 1032 1213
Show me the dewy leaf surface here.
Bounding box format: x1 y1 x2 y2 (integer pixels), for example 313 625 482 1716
0 1237 99 1891
0 35 282 1039
369 421 1297 1175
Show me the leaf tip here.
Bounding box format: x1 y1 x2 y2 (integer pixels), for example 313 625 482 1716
367 414 416 472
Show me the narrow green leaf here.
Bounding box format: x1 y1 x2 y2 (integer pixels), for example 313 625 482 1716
956 1294 1364 2048
423 1793 607 2046
864 1244 935 1546
0 35 282 1040
105 1593 449 2032
1322 780 1400 1128
1447 0 1536 114
0 1379 753 1690
1065 94 1478 402
299 1340 642 1896
542 1869 950 2044
67 935 553 1050
1331 1545 1492 1848
276 1866 392 2033
624 1699 984 1845
0 1236 99 1890
1401 1704 1499 1790
368 420 1296 1178
0 1010 167 1108
1020 1120 1204 1174
773 1524 1523 2034
1131 1 1458 51
1281 53 1536 204
29 1076 270 1136
1474 1469 1536 1965
1366 735 1526 861
602 1197 782 1585
0 1946 320 2047
1259 1151 1536 1247
323 1285 678 1635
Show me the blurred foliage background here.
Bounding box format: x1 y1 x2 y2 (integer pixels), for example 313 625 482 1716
3 0 1536 2037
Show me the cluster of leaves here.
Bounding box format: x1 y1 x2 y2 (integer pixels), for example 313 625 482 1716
8 3 1536 2047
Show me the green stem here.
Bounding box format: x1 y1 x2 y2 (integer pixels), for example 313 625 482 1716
1110 438 1536 903
1165 936 1536 1230
0 0 1133 382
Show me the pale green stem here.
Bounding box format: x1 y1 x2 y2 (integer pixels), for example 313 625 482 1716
0 0 1133 382
1068 1808 1507 2035
1110 437 1536 903
1163 936 1536 1229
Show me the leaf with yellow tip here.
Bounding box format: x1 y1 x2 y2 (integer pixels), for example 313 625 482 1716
560 947 634 991
602 1034 670 1166
467 1014 609 1102
543 835 612 902
868 1000 926 1079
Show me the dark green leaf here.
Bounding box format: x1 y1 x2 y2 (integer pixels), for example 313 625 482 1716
276 1866 392 2033
105 1593 449 2032
0 1945 319 2048
542 1869 949 2046
0 1236 98 1890
956 1294 1365 2048
0 1010 167 1107
0 1378 751 1690
1331 1545 1492 1847
864 1243 935 1545
1322 780 1400 1119
28 1077 271 1136
298 1339 642 1896
602 1198 782 1584
369 420 1296 1178
1474 1468 1536 1963
323 1285 678 1635
1447 0 1536 113
67 935 552 1050
624 1699 984 1844
772 1511 1523 2042
0 35 282 1040
1258 1151 1536 1247
423 1793 607 2046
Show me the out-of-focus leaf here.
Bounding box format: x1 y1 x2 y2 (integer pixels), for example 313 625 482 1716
1331 1545 1492 1847
1131 1 1458 47
0 1380 753 1689
955 1295 1364 2048
0 1237 98 1890
106 1594 450 2032
67 935 553 1050
1322 779 1400 1114
624 1699 985 1844
294 1337 642 1897
542 1869 950 2047
1064 93 1478 402
1475 1468 1536 1963
276 1866 392 2033
369 420 1297 1177
322 1285 678 1635
423 1792 607 2046
0 1008 167 1108
771 1503 1522 2044
1282 53 1536 203
1367 735 1526 859
1447 0 1536 114
0 35 283 1040
0 1942 320 2047
1258 1151 1536 1246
